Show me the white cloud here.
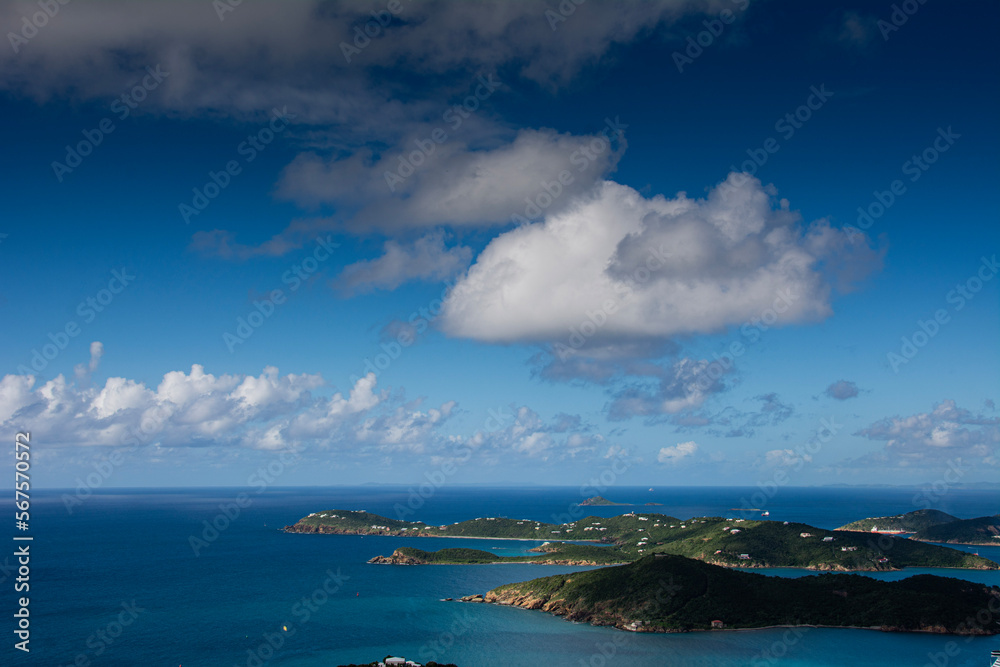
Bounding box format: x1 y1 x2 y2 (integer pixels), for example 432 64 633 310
334 232 472 296
0 374 36 423
74 341 104 383
440 173 881 347
658 441 698 464
762 448 811 468
461 405 603 461
855 400 1000 465
0 365 395 451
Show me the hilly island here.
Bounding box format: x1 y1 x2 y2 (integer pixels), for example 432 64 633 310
285 509 997 571
468 554 1000 635
836 510 1000 545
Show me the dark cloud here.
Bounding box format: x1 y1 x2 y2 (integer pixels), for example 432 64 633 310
825 380 859 400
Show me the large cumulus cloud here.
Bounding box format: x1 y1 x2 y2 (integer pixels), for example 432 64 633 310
439 173 882 347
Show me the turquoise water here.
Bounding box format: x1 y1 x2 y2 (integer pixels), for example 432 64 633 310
4 486 998 666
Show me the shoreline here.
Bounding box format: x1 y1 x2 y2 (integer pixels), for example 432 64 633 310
478 602 997 637
294 529 995 573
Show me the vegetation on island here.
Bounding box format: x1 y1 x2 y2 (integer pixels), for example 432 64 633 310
836 511 1000 546
288 509 998 571
579 496 629 506
369 544 630 566
475 553 1000 635
912 515 1000 546
836 509 959 533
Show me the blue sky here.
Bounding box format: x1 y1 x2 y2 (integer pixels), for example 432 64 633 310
0 0 997 489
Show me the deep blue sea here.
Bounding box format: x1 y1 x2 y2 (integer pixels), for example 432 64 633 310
3 486 999 666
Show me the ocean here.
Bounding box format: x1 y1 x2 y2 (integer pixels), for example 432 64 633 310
4 486 999 666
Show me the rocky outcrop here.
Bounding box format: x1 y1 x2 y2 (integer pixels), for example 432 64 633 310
367 549 425 565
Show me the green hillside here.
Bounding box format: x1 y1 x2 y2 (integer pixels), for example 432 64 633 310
836 509 959 533
481 554 1000 634
912 515 1000 545
287 509 998 571
370 544 630 565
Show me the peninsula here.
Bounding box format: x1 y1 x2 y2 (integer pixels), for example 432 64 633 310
911 515 1000 546
837 511 1000 546
286 509 997 571
836 509 959 533
469 553 1000 635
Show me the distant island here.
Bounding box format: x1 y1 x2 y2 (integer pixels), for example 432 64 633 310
579 496 662 506
837 510 1000 545
467 553 1000 635
579 495 627 506
286 509 997 571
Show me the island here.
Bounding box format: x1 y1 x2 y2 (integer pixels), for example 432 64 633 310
286 509 998 571
911 515 1000 546
837 511 1000 546
579 495 629 506
466 553 1000 635
836 509 959 533
577 496 662 506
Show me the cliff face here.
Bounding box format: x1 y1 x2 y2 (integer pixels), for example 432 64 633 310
368 549 424 565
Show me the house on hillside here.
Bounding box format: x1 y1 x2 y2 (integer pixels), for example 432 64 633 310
711 620 725 629
379 658 421 667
